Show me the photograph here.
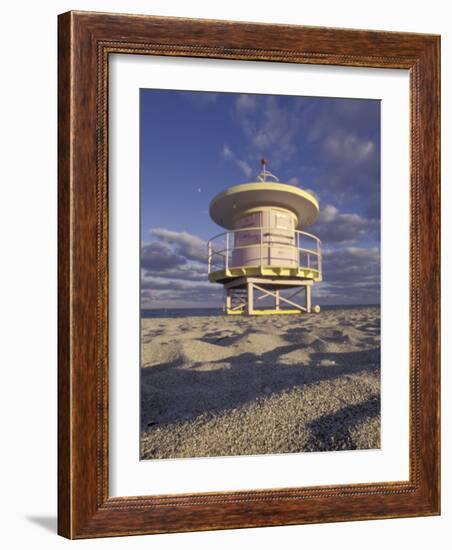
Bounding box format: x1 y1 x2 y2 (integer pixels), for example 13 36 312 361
0 0 443 544
139 90 381 459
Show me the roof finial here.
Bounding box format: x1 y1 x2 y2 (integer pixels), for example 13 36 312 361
257 159 279 183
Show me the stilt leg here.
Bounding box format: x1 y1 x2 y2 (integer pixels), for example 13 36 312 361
225 289 231 313
306 284 311 313
247 281 254 315
275 289 280 310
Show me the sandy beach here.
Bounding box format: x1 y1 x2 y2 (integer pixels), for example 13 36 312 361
140 307 380 459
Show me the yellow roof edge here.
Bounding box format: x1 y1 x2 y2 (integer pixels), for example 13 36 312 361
209 182 319 212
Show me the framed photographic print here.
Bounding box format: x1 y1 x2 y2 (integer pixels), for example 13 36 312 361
58 11 440 538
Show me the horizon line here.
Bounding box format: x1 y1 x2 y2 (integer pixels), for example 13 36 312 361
141 303 381 310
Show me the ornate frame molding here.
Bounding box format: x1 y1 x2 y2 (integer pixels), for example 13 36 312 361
58 11 440 538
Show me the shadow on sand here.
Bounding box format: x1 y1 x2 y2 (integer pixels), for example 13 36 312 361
140 344 380 431
304 395 380 451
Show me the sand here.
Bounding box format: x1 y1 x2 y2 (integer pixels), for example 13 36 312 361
140 307 380 459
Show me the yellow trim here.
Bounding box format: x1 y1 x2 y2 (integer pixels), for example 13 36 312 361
253 309 303 315
209 266 322 282
210 182 319 212
226 308 303 316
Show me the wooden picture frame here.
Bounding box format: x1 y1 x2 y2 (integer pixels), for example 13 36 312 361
58 11 440 538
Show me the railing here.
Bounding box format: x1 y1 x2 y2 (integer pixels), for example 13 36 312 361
208 227 322 278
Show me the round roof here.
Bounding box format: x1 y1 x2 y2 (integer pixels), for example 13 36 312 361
209 182 319 229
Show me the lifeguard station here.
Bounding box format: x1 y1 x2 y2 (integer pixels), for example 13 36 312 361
207 160 322 315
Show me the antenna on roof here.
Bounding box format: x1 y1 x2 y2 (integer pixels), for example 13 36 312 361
257 158 279 182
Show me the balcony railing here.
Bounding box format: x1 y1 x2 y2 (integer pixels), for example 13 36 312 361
207 227 322 279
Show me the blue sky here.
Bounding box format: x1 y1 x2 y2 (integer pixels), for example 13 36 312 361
140 89 380 309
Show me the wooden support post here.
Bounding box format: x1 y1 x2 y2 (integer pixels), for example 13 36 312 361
306 284 311 313
253 283 306 312
225 289 231 312
247 281 254 315
275 289 280 310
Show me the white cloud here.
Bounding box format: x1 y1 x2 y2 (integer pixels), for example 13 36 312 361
315 246 380 304
150 228 206 263
141 263 206 282
222 144 253 178
140 283 222 309
141 229 218 308
141 241 186 271
304 188 320 201
236 159 252 178
141 277 211 291
236 96 300 166
235 94 256 111
324 134 375 163
288 177 320 200
312 204 377 244
223 144 233 159
318 204 340 223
